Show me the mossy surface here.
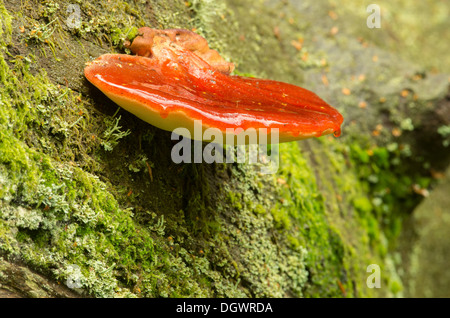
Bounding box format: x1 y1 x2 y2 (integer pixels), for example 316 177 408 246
1 0 448 298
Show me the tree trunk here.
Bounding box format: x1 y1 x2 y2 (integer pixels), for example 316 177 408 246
1 0 448 298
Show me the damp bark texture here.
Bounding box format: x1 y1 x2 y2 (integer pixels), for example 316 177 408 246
0 0 449 298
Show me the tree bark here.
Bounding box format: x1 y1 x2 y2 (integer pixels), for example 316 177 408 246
0 0 448 298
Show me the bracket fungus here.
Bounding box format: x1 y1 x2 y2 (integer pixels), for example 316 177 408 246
84 27 343 144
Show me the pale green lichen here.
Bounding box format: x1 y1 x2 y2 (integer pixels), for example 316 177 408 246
100 115 131 152
437 125 450 147
0 0 369 298
1 0 442 299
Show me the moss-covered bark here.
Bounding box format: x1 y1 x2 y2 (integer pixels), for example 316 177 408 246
1 0 448 297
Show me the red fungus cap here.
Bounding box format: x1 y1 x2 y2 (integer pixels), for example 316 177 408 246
84 27 343 144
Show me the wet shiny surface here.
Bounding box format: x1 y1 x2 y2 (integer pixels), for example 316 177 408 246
85 49 343 139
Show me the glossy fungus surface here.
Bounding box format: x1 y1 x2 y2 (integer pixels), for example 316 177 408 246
85 28 343 144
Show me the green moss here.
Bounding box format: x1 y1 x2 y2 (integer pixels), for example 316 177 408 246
437 125 450 147
1 2 232 297
253 204 266 215
353 196 373 215
0 0 358 298
100 115 131 152
348 141 429 245
2 0 438 299
268 142 351 296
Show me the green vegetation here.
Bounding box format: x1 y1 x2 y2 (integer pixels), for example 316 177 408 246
1 0 445 298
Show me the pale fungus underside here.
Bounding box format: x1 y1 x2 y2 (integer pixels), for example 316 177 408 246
84 28 343 144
